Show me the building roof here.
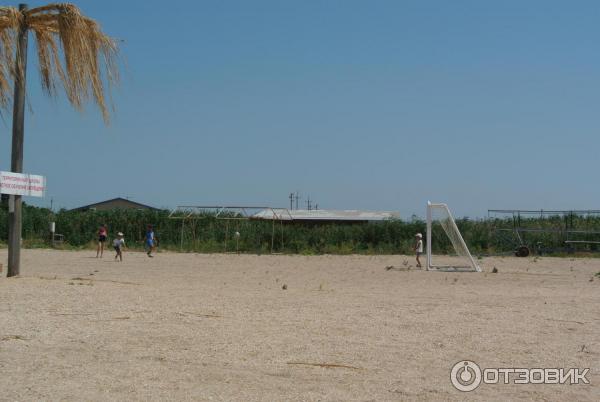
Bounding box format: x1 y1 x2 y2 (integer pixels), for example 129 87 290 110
70 197 159 212
252 209 399 222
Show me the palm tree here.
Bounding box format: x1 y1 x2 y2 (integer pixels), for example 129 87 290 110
0 3 119 276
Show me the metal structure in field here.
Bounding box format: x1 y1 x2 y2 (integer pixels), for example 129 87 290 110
168 206 400 253
488 209 600 256
426 202 480 272
168 206 291 253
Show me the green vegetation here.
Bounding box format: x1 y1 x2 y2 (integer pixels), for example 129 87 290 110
2 204 600 256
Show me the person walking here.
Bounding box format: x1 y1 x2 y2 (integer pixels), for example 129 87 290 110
414 233 423 268
145 225 155 257
96 224 108 258
113 232 125 262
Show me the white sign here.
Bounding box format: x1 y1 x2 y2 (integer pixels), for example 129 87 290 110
0 171 46 197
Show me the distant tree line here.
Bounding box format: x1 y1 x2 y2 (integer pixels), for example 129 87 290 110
1 204 599 255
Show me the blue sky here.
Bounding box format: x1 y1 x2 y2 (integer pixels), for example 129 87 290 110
1 0 599 218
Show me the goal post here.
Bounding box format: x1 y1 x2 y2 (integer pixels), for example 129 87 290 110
426 201 481 272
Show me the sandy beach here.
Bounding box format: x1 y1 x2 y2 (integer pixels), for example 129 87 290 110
0 249 598 401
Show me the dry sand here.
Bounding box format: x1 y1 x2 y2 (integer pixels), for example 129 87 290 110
0 249 598 401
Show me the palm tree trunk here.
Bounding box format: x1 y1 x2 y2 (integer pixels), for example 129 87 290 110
7 4 29 277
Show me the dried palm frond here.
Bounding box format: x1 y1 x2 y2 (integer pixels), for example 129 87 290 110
0 7 21 109
0 3 119 122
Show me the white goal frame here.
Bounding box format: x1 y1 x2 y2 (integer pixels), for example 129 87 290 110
426 201 481 272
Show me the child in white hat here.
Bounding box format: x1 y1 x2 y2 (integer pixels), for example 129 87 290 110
414 233 423 268
113 232 126 262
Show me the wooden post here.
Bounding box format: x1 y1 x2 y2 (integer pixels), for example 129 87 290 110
271 218 275 254
7 4 29 277
280 219 284 251
179 219 185 251
224 220 229 253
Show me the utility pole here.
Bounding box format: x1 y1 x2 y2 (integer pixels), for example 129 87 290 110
289 192 294 210
295 191 301 210
7 3 29 277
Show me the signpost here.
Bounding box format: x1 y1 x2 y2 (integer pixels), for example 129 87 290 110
0 171 46 277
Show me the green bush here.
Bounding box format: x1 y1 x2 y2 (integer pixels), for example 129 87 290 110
2 203 600 255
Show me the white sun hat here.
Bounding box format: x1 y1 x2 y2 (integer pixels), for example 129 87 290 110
117 232 124 236
416 233 422 238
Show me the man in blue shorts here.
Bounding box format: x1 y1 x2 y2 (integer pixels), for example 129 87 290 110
145 224 155 257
